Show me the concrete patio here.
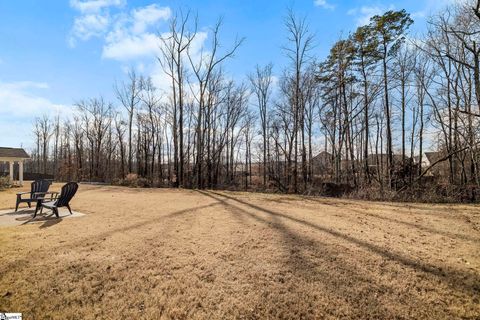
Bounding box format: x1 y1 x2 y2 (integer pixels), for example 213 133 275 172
0 207 84 227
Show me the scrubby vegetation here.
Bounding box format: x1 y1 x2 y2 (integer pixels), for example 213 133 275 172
0 176 11 191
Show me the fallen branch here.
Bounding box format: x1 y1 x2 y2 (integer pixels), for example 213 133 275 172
398 145 473 192
417 146 470 181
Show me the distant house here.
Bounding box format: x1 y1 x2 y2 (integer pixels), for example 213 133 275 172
415 151 470 179
366 154 404 168
312 151 333 175
413 154 431 168
0 147 30 185
312 151 332 166
424 152 442 164
365 154 417 178
424 151 454 177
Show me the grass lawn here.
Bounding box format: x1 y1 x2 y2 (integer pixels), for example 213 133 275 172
0 183 479 319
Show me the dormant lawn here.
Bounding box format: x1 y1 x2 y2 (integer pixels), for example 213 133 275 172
0 183 479 319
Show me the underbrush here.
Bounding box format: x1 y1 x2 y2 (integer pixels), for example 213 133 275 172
344 186 398 202
344 184 479 203
113 173 172 188
113 173 152 188
0 176 11 190
111 173 479 203
397 184 479 203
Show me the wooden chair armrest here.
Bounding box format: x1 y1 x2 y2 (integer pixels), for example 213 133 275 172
33 191 58 195
35 192 59 200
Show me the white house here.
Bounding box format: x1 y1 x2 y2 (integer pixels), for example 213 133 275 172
0 147 30 186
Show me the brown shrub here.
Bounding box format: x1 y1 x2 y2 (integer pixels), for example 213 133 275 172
347 183 480 203
114 174 150 188
0 176 11 190
347 185 397 202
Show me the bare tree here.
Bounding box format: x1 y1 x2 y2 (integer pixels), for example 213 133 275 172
115 69 141 174
187 17 244 188
283 9 315 192
249 63 273 188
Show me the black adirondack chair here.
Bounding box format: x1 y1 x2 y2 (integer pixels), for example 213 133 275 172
39 182 79 218
15 180 51 211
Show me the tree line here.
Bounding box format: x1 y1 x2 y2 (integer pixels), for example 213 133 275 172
28 1 480 199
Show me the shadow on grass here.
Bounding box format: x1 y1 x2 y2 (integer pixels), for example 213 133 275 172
65 201 224 248
0 208 36 216
200 190 480 297
38 218 62 229
19 214 62 227
303 195 479 219
198 190 399 317
343 207 480 243
0 201 223 275
17 209 70 229
302 198 480 243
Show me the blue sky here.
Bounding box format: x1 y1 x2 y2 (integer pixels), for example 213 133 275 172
0 0 455 148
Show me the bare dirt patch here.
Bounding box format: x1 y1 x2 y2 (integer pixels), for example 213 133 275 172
0 184 479 319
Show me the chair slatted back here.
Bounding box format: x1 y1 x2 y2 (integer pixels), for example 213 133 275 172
31 180 51 200
56 182 79 207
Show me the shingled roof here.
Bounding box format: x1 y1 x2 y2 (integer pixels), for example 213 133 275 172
424 151 444 163
0 147 30 159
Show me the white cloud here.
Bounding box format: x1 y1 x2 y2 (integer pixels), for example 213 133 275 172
0 81 70 117
69 2 208 100
1 81 50 90
0 81 74 148
411 0 464 21
101 10 207 96
70 0 125 13
149 30 208 100
103 32 162 60
150 62 174 98
314 0 335 10
185 31 209 65
70 13 110 45
70 2 172 59
69 0 126 47
347 4 395 26
132 4 171 34
101 4 172 61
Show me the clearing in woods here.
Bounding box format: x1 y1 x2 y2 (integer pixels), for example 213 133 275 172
0 183 479 319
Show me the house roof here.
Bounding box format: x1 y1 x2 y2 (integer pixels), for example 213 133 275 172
424 151 443 163
366 154 407 163
312 151 333 161
0 147 30 159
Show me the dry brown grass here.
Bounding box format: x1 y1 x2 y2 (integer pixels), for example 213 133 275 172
0 183 479 319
